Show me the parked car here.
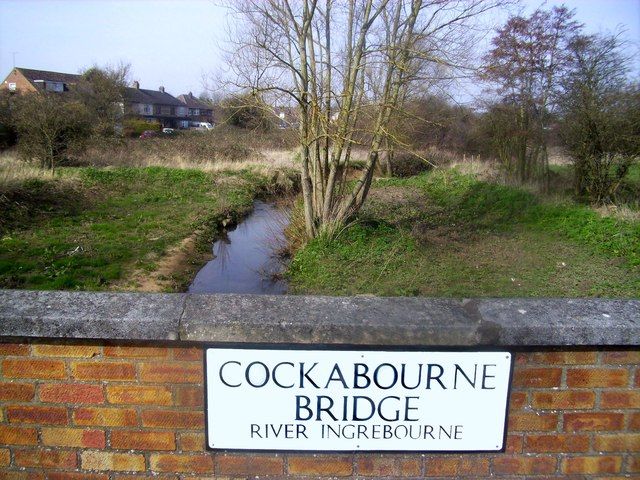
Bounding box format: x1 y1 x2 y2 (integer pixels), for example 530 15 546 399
191 122 214 131
139 130 158 139
162 128 175 135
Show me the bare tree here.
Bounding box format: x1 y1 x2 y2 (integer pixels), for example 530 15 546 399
76 62 131 136
12 93 91 172
225 0 505 239
482 6 581 185
559 33 639 203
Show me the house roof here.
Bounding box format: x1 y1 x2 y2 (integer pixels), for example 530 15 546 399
16 67 81 85
177 92 212 110
124 86 184 107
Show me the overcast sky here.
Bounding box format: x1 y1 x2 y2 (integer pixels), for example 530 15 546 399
1 0 638 98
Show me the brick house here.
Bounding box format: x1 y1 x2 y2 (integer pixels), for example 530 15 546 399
0 67 80 94
176 92 214 126
1 67 190 129
125 82 189 129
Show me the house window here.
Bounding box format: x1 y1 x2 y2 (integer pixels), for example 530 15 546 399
8 82 16 91
45 82 64 92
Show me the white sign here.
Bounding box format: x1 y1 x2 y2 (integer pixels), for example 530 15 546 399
205 348 512 452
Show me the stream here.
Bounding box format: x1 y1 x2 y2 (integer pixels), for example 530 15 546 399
188 201 290 294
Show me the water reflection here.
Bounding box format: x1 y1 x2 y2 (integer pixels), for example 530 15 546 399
188 201 290 294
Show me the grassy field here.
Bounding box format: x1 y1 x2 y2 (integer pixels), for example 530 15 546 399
0 165 275 290
288 170 639 297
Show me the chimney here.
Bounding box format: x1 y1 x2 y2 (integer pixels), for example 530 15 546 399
133 80 139 89
159 86 165 93
189 91 193 97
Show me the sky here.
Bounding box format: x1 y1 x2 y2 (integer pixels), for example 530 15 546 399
0 0 638 99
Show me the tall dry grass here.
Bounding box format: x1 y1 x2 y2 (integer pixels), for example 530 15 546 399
69 127 300 176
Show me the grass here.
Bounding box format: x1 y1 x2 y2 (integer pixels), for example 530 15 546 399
288 169 639 297
0 166 272 290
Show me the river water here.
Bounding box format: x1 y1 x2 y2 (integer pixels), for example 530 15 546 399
188 201 290 294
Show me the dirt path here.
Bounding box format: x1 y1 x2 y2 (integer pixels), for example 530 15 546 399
112 230 209 293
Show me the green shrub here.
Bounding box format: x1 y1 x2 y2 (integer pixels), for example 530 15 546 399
123 118 162 137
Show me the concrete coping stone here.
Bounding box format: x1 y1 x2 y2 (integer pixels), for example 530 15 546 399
0 290 638 346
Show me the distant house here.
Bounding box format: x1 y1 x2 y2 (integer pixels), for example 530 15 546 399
1 67 193 129
124 82 189 129
176 92 214 126
274 106 299 129
0 67 80 94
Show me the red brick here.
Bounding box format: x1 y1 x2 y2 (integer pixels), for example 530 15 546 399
172 347 203 361
458 457 490 475
566 368 629 388
174 385 203 407
399 458 422 476
288 456 352 476
0 382 35 401
531 351 597 364
104 346 168 358
217 454 283 475
509 391 527 410
40 383 104 404
14 449 77 468
514 352 529 365
141 409 204 429
111 430 176 450
0 473 45 480
630 412 640 430
81 451 145 472
107 385 172 405
0 448 9 466
492 456 557 475
602 351 640 364
7 405 67 425
0 425 37 445
178 432 205 451
71 361 136 381
505 435 523 454
41 427 105 448
2 358 65 379
73 406 137 427
594 434 640 451
0 344 30 356
139 363 202 383
425 457 456 476
508 412 558 431
111 476 179 480
358 456 395 476
33 345 101 358
149 453 214 473
601 391 640 409
359 456 420 477
425 457 489 476
525 434 590 452
513 367 562 388
562 455 622 474
532 391 596 409
629 456 640 473
48 474 109 480
564 412 625 431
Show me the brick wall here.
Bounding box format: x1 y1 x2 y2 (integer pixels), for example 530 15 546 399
0 70 37 94
0 342 638 479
